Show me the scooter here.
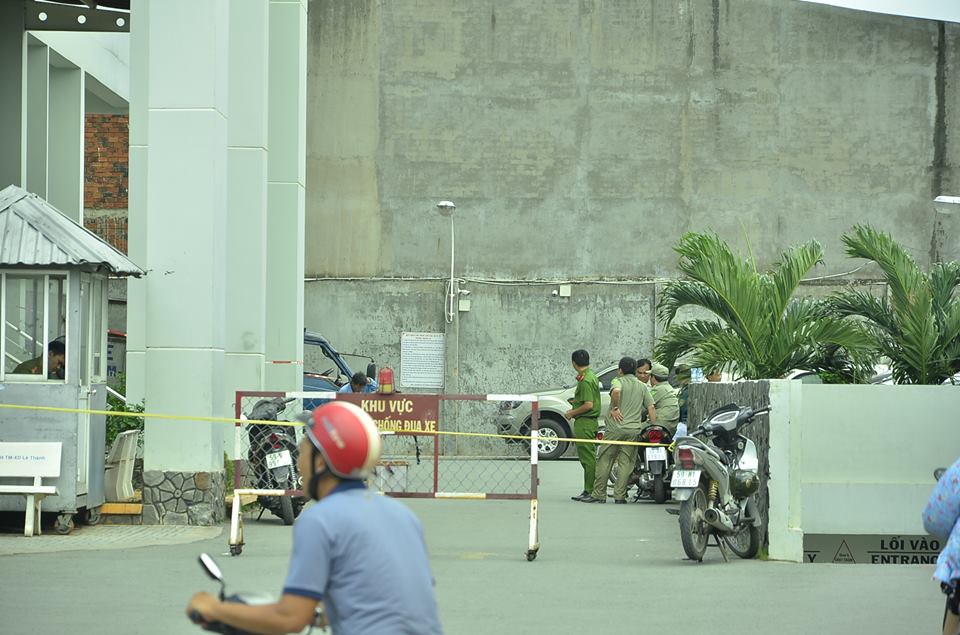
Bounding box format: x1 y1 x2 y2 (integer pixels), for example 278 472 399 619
245 397 305 525
633 424 674 504
671 403 771 562
188 553 325 633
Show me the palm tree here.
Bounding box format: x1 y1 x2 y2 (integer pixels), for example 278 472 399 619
655 232 875 380
828 225 960 384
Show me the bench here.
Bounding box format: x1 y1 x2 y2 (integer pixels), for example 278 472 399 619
0 442 62 536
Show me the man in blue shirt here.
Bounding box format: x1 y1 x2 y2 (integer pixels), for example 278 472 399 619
187 401 443 634
338 371 379 394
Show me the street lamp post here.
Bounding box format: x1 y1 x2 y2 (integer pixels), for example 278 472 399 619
437 200 457 324
436 200 458 455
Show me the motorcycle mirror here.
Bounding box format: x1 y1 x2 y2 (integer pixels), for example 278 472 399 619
198 553 224 583
366 363 377 380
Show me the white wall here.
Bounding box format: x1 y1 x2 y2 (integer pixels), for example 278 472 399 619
799 384 960 534
767 382 960 562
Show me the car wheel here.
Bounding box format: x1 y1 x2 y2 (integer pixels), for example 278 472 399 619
531 417 568 461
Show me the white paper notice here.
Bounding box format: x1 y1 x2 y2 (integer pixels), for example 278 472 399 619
400 332 445 389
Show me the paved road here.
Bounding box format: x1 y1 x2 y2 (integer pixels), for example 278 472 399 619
0 461 945 634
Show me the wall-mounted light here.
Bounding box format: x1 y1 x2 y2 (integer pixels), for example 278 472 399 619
934 195 960 215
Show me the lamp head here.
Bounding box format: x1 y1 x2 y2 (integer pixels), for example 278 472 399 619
436 200 456 217
934 195 960 215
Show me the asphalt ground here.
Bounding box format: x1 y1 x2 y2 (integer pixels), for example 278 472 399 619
0 460 945 634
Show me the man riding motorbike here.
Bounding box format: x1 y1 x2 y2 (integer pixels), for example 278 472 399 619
187 401 443 634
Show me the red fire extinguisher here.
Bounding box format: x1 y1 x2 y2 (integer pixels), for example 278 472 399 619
377 367 395 394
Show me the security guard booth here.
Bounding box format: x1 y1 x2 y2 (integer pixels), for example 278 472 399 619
0 185 143 533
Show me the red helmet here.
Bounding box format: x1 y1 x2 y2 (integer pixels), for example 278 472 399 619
302 401 381 479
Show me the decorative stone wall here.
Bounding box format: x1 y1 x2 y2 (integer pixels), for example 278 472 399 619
141 470 226 526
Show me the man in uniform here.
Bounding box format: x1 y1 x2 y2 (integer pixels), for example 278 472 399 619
564 349 601 501
649 362 681 436
636 358 652 385
581 357 656 504
12 340 66 379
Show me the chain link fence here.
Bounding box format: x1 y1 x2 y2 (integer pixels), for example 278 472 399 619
230 390 541 559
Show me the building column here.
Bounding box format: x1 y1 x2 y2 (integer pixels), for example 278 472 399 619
264 0 307 392
48 63 85 223
24 39 49 197
128 0 230 525
225 0 269 402
0 2 24 188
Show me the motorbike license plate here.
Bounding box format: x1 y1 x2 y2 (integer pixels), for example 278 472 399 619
671 470 701 488
645 447 667 462
265 450 292 470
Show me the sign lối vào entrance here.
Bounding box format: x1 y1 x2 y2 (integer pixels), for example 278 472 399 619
803 534 941 565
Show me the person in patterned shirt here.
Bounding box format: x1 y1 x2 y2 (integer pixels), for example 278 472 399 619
924 457 960 635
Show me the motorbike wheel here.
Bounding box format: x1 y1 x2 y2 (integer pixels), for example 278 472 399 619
679 485 710 562
724 520 761 559
280 496 295 526
652 475 667 504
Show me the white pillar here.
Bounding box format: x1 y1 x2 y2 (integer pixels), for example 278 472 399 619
129 0 229 475
48 64 85 223
264 0 307 392
24 40 49 197
225 0 269 401
766 379 804 562
0 2 24 188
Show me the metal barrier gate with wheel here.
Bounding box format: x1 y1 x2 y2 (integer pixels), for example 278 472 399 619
230 390 541 560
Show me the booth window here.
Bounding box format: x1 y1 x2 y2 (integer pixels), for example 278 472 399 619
1 273 68 381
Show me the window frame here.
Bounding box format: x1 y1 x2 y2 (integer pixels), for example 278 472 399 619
0 269 71 383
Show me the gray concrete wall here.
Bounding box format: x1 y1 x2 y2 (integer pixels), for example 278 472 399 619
306 279 656 393
301 0 960 401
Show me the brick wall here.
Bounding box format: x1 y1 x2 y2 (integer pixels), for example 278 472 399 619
84 114 129 253
84 214 128 254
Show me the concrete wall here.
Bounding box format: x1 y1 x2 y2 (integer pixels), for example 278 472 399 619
305 0 960 392
798 384 960 535
305 279 656 395
762 381 960 562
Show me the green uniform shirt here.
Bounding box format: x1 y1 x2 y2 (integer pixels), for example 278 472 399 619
572 367 601 420
610 375 653 428
12 356 43 375
650 382 680 424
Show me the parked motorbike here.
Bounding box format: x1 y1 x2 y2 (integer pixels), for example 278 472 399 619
633 424 674 504
671 403 771 562
245 397 305 525
188 553 325 634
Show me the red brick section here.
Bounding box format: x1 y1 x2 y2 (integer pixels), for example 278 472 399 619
84 114 129 253
85 216 128 254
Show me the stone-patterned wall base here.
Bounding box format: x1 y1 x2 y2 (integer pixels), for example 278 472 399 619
142 471 226 526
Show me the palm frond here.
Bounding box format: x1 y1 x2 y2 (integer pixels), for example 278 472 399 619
770 301 875 376
827 289 898 335
930 261 960 324
654 320 727 368
670 232 769 358
694 330 759 379
841 225 928 313
891 292 939 383
768 241 824 317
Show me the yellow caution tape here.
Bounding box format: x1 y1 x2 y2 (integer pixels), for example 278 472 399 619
0 403 670 448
